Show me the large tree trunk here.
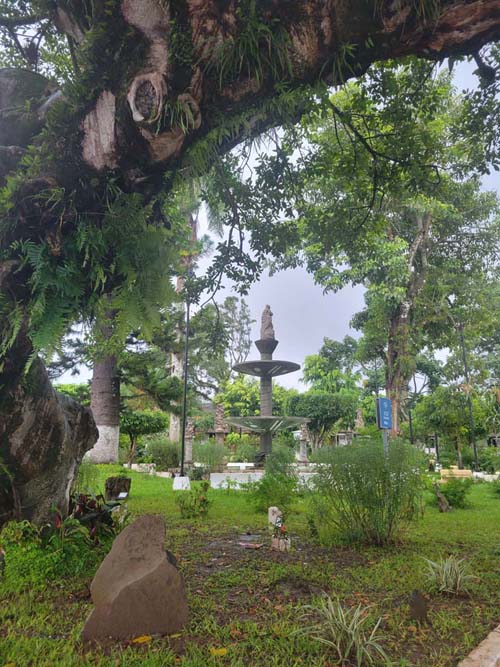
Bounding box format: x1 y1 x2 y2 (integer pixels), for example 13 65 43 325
386 213 432 434
87 353 120 463
87 303 121 463
1 1 499 522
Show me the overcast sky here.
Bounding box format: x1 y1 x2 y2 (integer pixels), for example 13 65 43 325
60 61 498 391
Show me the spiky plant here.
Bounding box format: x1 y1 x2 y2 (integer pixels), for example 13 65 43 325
423 556 479 595
300 596 389 667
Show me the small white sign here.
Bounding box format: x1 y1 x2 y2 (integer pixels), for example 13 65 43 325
117 491 128 499
173 476 191 491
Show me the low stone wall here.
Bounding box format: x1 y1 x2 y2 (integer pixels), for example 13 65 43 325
458 624 500 667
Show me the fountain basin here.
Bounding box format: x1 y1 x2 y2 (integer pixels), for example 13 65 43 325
232 360 300 378
225 415 307 433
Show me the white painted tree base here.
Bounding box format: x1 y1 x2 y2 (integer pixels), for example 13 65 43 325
84 425 119 463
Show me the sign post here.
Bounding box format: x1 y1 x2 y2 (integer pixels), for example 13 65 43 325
376 397 392 455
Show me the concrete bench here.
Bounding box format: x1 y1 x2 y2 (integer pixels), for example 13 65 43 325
440 467 473 480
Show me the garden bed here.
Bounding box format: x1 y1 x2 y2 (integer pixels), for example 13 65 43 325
1 465 499 667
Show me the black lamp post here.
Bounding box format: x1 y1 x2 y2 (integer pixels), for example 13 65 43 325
179 296 191 478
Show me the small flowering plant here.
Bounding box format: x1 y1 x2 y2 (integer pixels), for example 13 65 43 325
273 515 288 540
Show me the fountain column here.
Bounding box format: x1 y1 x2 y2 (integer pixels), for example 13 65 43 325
255 336 278 456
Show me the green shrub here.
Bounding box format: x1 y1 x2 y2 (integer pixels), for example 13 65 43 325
0 517 109 591
193 440 227 471
478 447 500 474
145 434 179 469
175 481 211 518
435 478 473 509
226 433 258 461
490 477 500 498
252 446 298 513
310 439 424 545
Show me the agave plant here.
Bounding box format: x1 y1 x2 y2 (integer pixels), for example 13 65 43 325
299 595 389 666
423 555 479 595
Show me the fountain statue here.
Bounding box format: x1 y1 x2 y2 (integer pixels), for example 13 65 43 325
226 306 308 464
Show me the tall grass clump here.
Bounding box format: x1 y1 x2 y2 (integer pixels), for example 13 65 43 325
145 435 179 470
300 596 389 667
72 460 100 495
310 439 424 545
192 440 227 472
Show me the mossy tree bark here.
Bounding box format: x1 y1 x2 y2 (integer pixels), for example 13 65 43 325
1 0 500 524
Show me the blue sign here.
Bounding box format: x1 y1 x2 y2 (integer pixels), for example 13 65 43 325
376 397 392 430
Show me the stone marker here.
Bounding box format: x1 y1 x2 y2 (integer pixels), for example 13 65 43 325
409 589 428 623
105 476 131 501
268 506 282 526
82 514 188 641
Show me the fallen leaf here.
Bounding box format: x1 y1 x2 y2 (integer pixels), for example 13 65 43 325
210 647 228 657
408 625 417 633
132 635 152 644
170 633 182 639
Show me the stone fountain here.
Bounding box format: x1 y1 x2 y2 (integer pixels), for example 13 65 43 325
225 305 308 464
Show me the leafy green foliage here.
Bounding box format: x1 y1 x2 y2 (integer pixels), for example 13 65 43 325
251 446 298 513
55 382 90 405
435 478 474 509
288 390 357 446
218 376 297 417
310 439 424 545
144 435 179 470
120 410 169 463
175 481 211 519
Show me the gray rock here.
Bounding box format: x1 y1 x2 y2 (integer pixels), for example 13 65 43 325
82 515 188 641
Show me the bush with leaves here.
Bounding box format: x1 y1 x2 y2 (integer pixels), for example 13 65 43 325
434 478 473 509
490 477 500 498
310 439 424 545
226 432 259 461
145 434 180 469
478 447 500 474
121 410 169 464
300 596 389 667
175 481 211 518
252 445 298 513
0 515 107 591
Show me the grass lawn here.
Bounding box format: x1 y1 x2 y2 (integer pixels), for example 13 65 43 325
1 465 499 666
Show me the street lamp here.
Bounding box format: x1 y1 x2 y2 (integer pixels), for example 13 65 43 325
179 294 191 478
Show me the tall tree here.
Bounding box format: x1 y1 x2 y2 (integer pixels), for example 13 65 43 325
0 1 499 523
213 64 499 433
